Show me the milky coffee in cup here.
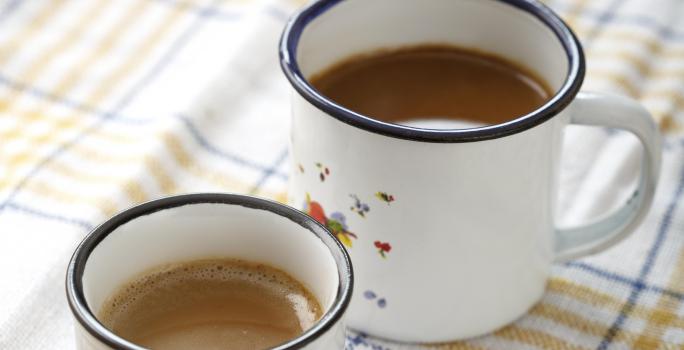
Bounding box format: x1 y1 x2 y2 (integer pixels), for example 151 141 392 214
98 258 323 350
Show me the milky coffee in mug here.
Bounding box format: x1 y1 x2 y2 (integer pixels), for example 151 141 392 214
310 44 552 126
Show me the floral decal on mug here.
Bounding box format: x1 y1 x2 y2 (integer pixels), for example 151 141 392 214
375 191 395 205
304 193 357 247
374 241 391 259
363 290 387 309
350 194 370 218
315 162 330 182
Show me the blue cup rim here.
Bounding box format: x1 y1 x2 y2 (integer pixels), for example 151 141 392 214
65 193 353 350
279 0 586 143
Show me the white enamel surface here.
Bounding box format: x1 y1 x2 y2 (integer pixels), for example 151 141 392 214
400 119 485 129
298 0 568 94
289 0 572 341
75 324 110 350
286 0 662 341
76 201 345 349
289 95 566 340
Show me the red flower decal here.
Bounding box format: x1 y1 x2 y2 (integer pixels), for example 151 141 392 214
374 241 391 258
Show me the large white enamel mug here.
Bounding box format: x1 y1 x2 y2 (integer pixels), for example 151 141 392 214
280 0 662 342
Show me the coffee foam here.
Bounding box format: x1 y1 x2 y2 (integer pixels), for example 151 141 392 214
98 259 322 335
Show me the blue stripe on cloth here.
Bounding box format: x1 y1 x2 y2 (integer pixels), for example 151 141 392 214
249 147 289 193
155 0 289 23
565 261 684 301
552 1 684 42
581 0 628 47
177 115 288 180
0 1 216 213
0 73 120 120
597 158 684 349
0 0 23 19
4 202 93 230
154 0 241 22
263 4 290 22
0 73 288 177
665 136 684 150
611 14 684 41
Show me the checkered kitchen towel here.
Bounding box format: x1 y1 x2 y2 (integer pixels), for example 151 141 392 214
1 0 684 348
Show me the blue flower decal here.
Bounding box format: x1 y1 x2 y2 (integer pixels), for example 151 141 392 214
363 290 386 309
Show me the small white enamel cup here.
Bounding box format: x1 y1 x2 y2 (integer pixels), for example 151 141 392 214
280 0 662 342
66 193 353 350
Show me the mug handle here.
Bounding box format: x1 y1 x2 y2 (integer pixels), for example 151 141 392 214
555 92 662 262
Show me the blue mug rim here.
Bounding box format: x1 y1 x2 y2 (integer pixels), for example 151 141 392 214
279 0 586 143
